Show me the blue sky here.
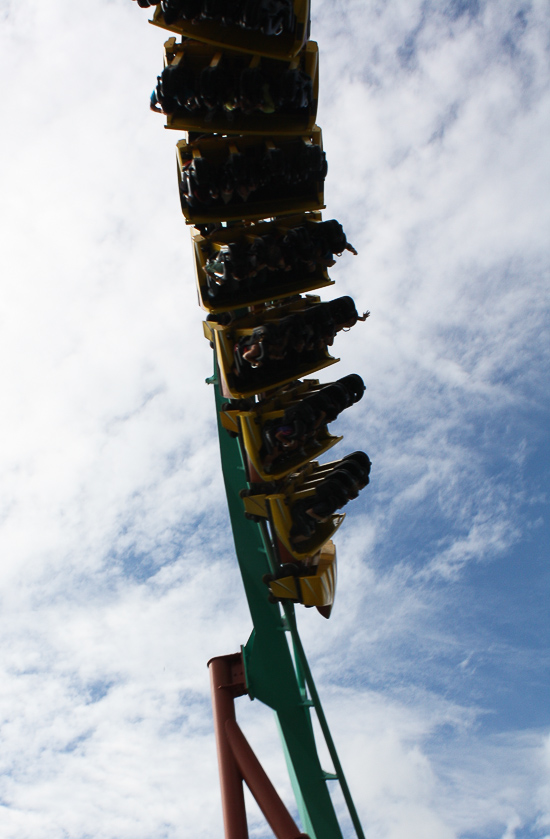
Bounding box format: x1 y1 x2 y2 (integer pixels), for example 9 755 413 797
0 0 548 837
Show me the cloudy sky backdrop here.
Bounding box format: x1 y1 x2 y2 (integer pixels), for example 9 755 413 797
0 0 549 837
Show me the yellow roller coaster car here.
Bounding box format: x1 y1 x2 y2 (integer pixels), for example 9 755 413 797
264 540 336 619
176 128 326 225
192 212 333 314
157 39 318 135
223 377 348 481
203 296 339 399
237 407 342 482
241 460 346 563
150 0 310 61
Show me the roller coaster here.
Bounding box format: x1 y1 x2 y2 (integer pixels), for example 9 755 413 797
132 3 369 837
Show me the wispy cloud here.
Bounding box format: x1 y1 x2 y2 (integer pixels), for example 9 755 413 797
0 0 548 837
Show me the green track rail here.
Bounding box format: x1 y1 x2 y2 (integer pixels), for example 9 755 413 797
212 366 365 839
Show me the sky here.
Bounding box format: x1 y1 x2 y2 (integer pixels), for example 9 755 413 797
0 1 549 837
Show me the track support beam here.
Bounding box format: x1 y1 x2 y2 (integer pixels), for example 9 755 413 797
208 652 310 839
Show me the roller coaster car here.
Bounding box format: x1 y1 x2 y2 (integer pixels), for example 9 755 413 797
232 372 364 478
157 39 318 135
241 460 345 563
230 377 352 480
264 540 336 619
193 213 333 313
203 296 339 398
238 407 342 482
149 0 310 61
176 128 326 225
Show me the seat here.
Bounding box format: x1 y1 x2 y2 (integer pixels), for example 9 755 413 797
157 39 318 135
149 0 310 61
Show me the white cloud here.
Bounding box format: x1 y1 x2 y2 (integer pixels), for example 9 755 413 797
0 0 548 837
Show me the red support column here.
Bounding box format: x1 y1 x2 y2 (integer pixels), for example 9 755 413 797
208 654 249 839
225 718 309 839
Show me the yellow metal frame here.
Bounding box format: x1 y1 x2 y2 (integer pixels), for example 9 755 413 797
161 39 318 135
150 0 310 60
192 212 334 313
176 128 326 225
